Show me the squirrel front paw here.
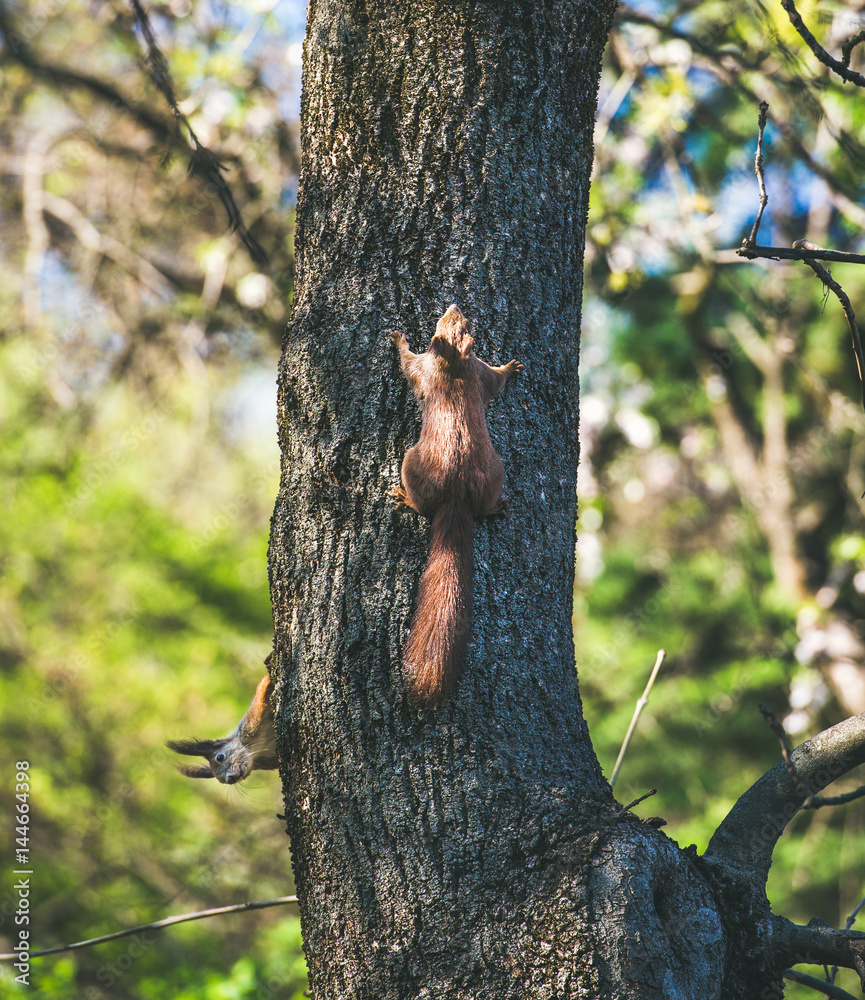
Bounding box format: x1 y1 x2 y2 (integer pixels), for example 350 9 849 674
390 330 407 348
505 360 525 376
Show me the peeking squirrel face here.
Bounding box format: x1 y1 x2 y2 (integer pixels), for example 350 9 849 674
165 737 254 784
167 674 278 784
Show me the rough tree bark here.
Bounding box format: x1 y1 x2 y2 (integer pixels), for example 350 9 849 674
267 2 865 997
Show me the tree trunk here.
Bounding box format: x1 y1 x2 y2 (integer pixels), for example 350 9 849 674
268 2 865 997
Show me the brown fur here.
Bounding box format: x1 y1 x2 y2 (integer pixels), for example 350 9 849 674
167 667 277 783
391 305 523 706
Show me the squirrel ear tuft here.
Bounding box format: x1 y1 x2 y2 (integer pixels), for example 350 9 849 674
175 763 215 779
166 738 222 757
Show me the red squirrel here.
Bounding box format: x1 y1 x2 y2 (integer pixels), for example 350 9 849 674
391 304 524 707
167 662 277 783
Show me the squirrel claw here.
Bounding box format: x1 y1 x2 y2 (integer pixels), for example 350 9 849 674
492 497 510 515
390 330 406 346
390 485 414 511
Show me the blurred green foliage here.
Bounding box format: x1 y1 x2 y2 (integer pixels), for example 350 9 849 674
0 0 306 994
0 335 306 998
1 0 864 996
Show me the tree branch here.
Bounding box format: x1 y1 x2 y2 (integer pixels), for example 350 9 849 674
760 705 865 808
609 650 665 788
827 897 865 989
772 918 865 987
704 713 865 883
841 30 865 71
737 245 865 266
735 243 865 416
780 0 865 88
737 103 865 416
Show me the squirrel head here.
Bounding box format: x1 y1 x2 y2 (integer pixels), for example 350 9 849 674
166 737 254 784
429 304 474 365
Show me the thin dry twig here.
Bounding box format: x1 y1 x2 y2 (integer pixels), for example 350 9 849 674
0 895 299 961
622 788 657 811
759 705 865 810
738 104 865 266
610 650 665 789
780 0 865 88
746 101 770 248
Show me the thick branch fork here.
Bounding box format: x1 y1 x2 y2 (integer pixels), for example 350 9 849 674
705 713 865 881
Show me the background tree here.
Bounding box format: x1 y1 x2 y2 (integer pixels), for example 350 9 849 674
0 0 864 997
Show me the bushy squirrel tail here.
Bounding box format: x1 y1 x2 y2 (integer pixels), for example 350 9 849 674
404 499 474 707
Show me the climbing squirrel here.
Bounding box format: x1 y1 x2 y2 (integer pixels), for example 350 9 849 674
167 656 278 783
390 304 524 707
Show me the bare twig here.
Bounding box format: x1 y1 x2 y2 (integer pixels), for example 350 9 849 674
780 0 865 88
610 650 665 788
784 968 860 1000
817 785 865 807
0 895 299 961
622 788 657 811
846 898 865 930
746 101 770 248
759 704 817 803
